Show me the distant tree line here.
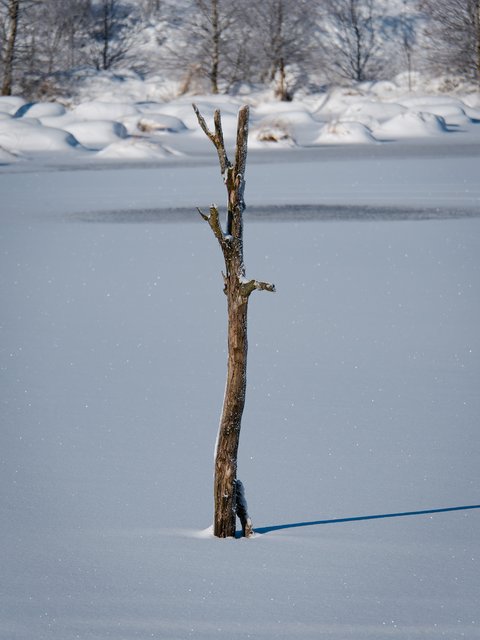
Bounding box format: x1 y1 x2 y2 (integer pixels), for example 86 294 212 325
1 0 479 99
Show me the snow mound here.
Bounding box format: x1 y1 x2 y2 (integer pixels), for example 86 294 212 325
72 69 166 105
250 115 298 147
96 138 172 160
397 97 474 126
316 120 377 144
340 100 407 126
367 80 399 96
400 96 466 109
374 111 449 140
253 101 311 116
252 109 322 146
464 106 480 121
315 87 366 118
160 96 242 133
0 118 80 153
251 123 296 147
63 120 128 150
136 114 187 133
72 101 139 122
420 104 472 126
14 101 66 119
0 96 26 115
0 144 20 164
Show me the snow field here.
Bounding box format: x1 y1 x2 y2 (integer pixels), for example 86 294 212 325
1 191 479 639
0 77 480 165
1 75 480 638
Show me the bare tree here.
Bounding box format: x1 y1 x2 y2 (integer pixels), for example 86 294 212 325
200 0 221 94
193 103 275 538
168 0 243 94
373 0 421 89
141 0 162 18
7 0 92 97
320 0 383 82
248 0 315 100
87 0 137 71
1 0 20 95
22 0 91 75
421 0 480 84
58 0 92 69
398 2 419 91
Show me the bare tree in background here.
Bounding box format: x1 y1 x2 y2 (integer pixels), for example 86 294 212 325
248 0 315 100
421 0 480 84
88 0 137 71
197 0 221 94
57 0 92 69
169 0 243 94
22 0 90 75
141 0 162 18
1 0 20 95
193 103 275 538
320 0 383 82
398 2 418 91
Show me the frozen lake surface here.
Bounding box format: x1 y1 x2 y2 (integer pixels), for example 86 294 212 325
1 139 479 639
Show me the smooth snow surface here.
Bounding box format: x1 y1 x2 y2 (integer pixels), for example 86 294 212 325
1 84 480 640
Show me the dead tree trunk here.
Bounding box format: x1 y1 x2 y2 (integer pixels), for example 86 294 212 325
193 103 275 538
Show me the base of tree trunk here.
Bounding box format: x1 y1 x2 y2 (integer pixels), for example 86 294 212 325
235 480 253 537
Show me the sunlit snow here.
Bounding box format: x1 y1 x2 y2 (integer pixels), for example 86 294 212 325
1 78 479 640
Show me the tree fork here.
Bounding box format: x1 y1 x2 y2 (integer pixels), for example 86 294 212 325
193 103 275 538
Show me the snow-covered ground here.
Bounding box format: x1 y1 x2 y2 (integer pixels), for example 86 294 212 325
1 83 480 639
1 77 480 166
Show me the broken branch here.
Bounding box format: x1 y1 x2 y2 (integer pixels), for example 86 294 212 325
240 279 276 297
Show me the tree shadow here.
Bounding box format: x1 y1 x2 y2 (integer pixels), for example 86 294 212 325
253 504 480 536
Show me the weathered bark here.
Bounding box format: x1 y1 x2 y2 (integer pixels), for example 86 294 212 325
1 0 20 96
193 103 274 538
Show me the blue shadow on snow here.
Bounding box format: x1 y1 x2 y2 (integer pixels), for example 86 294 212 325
253 504 480 536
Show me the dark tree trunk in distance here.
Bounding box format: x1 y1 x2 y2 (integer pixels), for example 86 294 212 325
1 0 20 96
193 103 275 538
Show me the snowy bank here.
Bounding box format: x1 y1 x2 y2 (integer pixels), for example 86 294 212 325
0 78 479 166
